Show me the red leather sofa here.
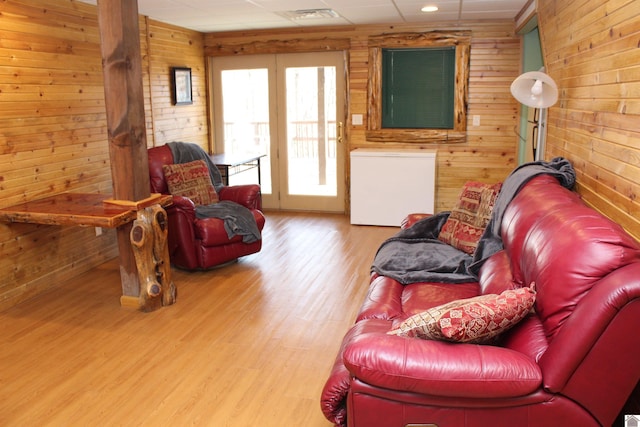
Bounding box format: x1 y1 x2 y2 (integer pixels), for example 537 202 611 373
321 174 640 427
147 144 265 269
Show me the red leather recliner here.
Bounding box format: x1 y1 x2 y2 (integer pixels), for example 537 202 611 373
147 144 265 270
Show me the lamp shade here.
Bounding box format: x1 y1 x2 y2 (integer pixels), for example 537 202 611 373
510 71 558 109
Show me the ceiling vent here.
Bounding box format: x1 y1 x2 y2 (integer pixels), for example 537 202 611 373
279 8 339 20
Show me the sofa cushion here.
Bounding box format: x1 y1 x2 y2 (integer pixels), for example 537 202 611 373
357 276 480 322
162 160 219 206
438 181 502 255
518 202 640 341
345 319 543 399
500 174 581 286
501 174 640 342
479 249 520 295
388 287 536 343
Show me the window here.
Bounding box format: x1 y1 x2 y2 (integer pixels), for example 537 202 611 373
382 47 456 129
366 31 471 143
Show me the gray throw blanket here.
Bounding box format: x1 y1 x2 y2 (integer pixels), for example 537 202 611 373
167 142 261 244
371 157 576 284
195 201 261 244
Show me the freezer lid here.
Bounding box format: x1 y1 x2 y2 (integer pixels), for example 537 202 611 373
350 148 436 158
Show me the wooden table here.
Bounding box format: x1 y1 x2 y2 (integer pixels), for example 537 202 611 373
211 153 265 186
0 193 170 227
0 193 176 311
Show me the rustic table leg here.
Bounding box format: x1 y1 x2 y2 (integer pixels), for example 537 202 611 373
149 204 176 307
129 205 176 311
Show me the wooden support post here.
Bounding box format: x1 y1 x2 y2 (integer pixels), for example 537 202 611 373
97 0 175 310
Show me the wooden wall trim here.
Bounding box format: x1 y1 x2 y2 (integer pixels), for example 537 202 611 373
365 30 471 143
368 30 472 47
204 38 351 56
143 16 157 146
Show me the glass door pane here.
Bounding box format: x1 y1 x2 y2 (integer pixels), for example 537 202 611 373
285 66 337 196
277 51 344 212
219 68 271 193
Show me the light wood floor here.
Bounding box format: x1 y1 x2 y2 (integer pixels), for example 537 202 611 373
0 211 398 426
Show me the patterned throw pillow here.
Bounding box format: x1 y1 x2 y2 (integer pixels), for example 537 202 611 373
387 286 536 344
438 181 502 255
162 160 219 206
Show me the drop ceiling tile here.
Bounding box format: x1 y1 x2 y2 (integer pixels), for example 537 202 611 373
78 0 530 32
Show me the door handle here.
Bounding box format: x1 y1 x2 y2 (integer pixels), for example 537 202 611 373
337 121 344 144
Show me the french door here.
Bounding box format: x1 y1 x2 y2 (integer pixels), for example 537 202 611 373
210 51 345 212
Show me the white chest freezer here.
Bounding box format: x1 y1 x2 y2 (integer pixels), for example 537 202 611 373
350 148 436 226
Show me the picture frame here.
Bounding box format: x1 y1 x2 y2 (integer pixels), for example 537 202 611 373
172 67 193 105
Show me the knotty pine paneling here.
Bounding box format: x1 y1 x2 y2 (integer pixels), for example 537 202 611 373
0 0 117 311
205 21 521 213
0 0 209 310
538 0 640 242
146 20 209 149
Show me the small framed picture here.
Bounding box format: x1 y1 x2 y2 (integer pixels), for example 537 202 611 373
172 67 193 105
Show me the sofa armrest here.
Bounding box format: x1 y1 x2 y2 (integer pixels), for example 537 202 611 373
218 184 262 210
343 332 542 399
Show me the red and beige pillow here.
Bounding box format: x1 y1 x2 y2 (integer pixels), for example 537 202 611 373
162 160 219 206
388 286 536 344
438 181 502 255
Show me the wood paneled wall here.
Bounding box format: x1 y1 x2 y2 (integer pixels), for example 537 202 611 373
0 0 209 310
146 20 208 147
538 0 640 242
204 21 522 212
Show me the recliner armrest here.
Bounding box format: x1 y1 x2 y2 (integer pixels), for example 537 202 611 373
401 213 433 229
219 184 262 210
166 195 197 223
343 330 542 399
171 194 196 209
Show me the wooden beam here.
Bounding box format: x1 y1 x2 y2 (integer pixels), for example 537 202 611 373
204 37 351 56
96 0 151 305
